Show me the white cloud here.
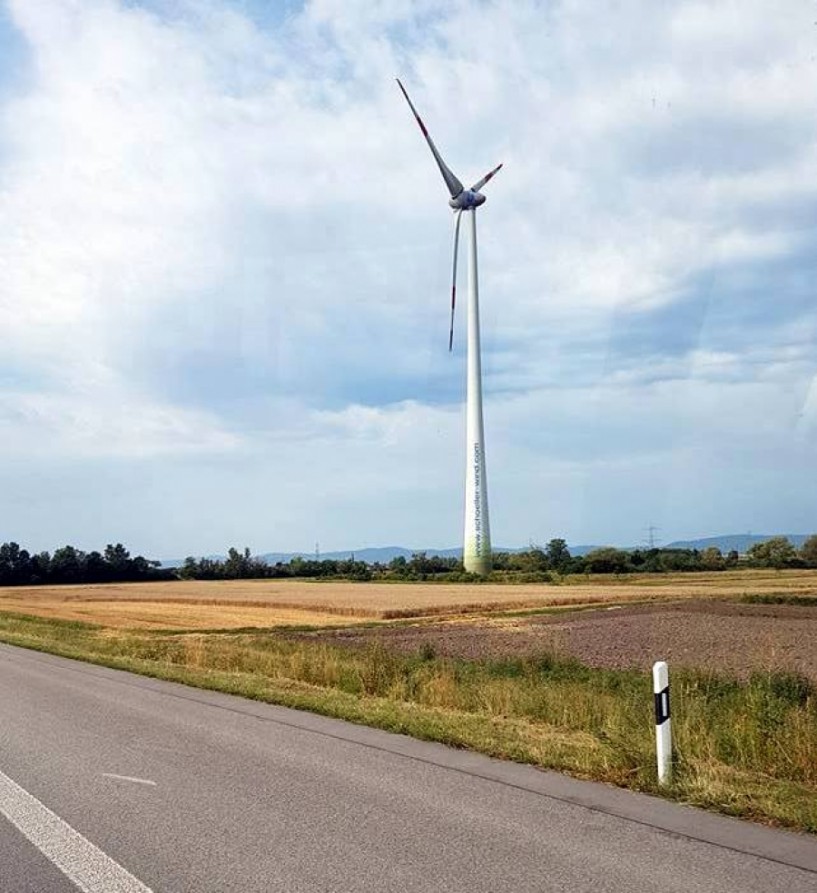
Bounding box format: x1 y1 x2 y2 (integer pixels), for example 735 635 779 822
0 0 816 549
0 386 239 458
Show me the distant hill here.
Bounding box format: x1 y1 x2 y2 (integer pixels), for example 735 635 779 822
158 547 449 568
663 534 811 554
157 534 812 567
565 545 601 557
259 546 497 564
160 543 600 568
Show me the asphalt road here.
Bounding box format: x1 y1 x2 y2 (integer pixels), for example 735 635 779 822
0 643 815 892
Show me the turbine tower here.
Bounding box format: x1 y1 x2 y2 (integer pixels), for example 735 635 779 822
397 79 501 576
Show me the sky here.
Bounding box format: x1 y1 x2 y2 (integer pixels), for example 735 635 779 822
1 0 816 558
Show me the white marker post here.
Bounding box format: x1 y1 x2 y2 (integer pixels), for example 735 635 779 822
652 661 672 785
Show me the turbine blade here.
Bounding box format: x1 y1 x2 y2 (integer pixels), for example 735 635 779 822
470 163 503 193
396 79 464 199
449 209 463 352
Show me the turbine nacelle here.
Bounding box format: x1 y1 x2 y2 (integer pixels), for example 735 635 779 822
449 190 486 211
396 78 502 351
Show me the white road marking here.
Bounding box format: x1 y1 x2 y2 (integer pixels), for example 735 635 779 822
101 773 157 787
0 768 153 893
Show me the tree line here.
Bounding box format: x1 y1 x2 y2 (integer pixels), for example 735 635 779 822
0 542 173 586
177 548 459 582
176 542 572 582
2 535 816 586
570 535 817 574
172 535 817 580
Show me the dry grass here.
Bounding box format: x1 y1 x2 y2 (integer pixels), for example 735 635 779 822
2 569 817 630
0 598 345 630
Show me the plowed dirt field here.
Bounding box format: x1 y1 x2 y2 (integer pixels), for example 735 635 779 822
309 600 817 680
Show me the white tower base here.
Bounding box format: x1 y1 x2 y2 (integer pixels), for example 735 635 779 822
463 209 492 576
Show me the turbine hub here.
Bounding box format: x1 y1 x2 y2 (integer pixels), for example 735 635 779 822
449 190 485 210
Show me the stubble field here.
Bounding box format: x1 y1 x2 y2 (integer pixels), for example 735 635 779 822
3 570 817 678
2 568 816 632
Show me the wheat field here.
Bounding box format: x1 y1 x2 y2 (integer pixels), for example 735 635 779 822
1 569 816 629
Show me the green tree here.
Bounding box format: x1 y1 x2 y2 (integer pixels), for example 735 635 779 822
746 537 797 569
799 534 817 568
104 543 131 572
699 546 725 571
583 547 631 574
84 550 109 582
545 538 571 572
387 556 409 578
178 556 200 579
656 549 698 572
130 556 154 578
0 542 32 585
29 551 51 584
50 545 85 583
224 547 254 578
519 548 550 574
490 551 512 571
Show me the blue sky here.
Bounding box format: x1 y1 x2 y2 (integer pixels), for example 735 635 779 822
1 0 816 557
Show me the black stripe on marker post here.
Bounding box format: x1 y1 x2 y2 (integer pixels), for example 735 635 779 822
654 686 670 726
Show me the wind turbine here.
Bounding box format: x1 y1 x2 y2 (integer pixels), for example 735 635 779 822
397 79 501 577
